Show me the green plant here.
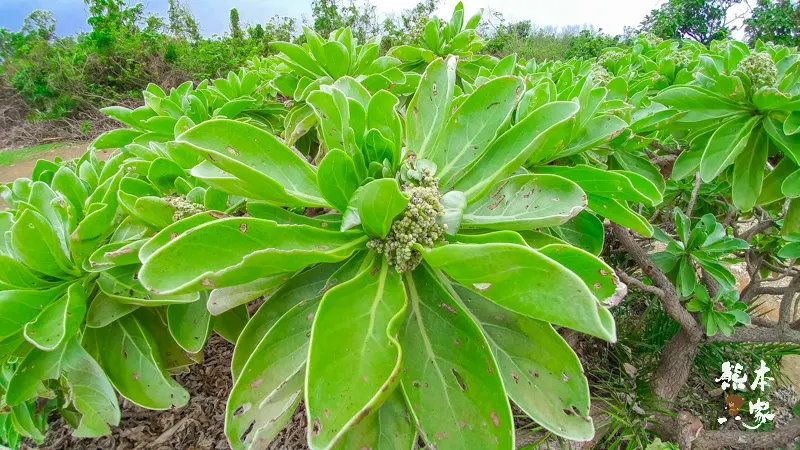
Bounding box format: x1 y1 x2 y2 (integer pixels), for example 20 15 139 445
135 56 625 449
652 208 749 297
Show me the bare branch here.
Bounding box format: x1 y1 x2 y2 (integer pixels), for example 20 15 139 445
617 271 665 297
740 219 776 242
692 417 800 450
778 275 800 326
686 172 702 218
705 324 800 344
610 223 702 337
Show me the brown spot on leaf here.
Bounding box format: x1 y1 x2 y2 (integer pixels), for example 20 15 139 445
209 211 227 219
323 409 329 418
452 368 467 391
486 358 494 374
250 378 263 389
512 372 519 384
312 418 322 436
490 410 500 428
170 232 178 240
306 312 315 321
440 302 457 314
370 266 379 276
226 146 240 156
562 372 570 382
200 279 216 288
239 223 248 233
599 269 609 276
487 194 505 210
593 282 602 289
132 372 140 380
454 339 461 346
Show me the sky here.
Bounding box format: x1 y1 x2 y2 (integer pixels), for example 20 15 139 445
0 0 748 38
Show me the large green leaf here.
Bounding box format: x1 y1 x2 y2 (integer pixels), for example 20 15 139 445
5 341 66 406
24 283 86 351
732 127 769 210
167 297 212 354
0 255 51 290
84 313 189 410
139 218 367 295
699 116 760 182
455 285 593 440
306 257 407 449
176 119 326 207
407 57 457 159
212 304 249 343
654 85 746 110
206 274 287 316
401 265 513 449
423 243 616 341
758 157 798 205
462 174 586 230
97 265 200 306
317 149 361 212
231 263 342 381
532 165 661 207
764 117 800 165
0 285 69 340
588 195 654 237
225 298 315 449
61 338 121 437
431 76 524 187
453 101 579 201
85 292 139 328
332 389 415 450
11 209 78 279
537 244 620 304
357 179 409 238
546 210 605 255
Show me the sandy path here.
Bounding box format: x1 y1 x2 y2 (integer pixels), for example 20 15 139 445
0 142 102 184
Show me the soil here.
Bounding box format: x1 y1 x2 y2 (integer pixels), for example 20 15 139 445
26 335 310 450
0 143 97 184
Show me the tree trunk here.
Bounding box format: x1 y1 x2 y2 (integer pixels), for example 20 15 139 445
651 328 702 402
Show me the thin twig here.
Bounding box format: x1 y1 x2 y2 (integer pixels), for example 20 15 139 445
686 172 702 218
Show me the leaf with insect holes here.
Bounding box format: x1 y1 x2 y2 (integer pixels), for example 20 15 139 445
453 101 579 201
83 313 189 410
306 257 407 449
461 174 587 231
225 298 316 450
231 263 342 381
167 296 212 354
139 218 368 295
455 285 594 440
331 389 415 449
176 119 326 207
24 283 87 351
431 76 524 188
407 57 457 159
400 265 513 450
423 243 616 342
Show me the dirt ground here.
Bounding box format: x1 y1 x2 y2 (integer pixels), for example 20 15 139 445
0 142 96 184
27 335 309 450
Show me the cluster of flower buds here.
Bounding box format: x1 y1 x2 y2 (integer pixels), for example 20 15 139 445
591 64 612 85
597 50 625 68
666 49 692 68
643 33 663 48
738 52 778 89
166 194 206 222
367 167 446 273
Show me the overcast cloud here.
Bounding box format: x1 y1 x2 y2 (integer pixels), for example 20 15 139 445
0 0 749 39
